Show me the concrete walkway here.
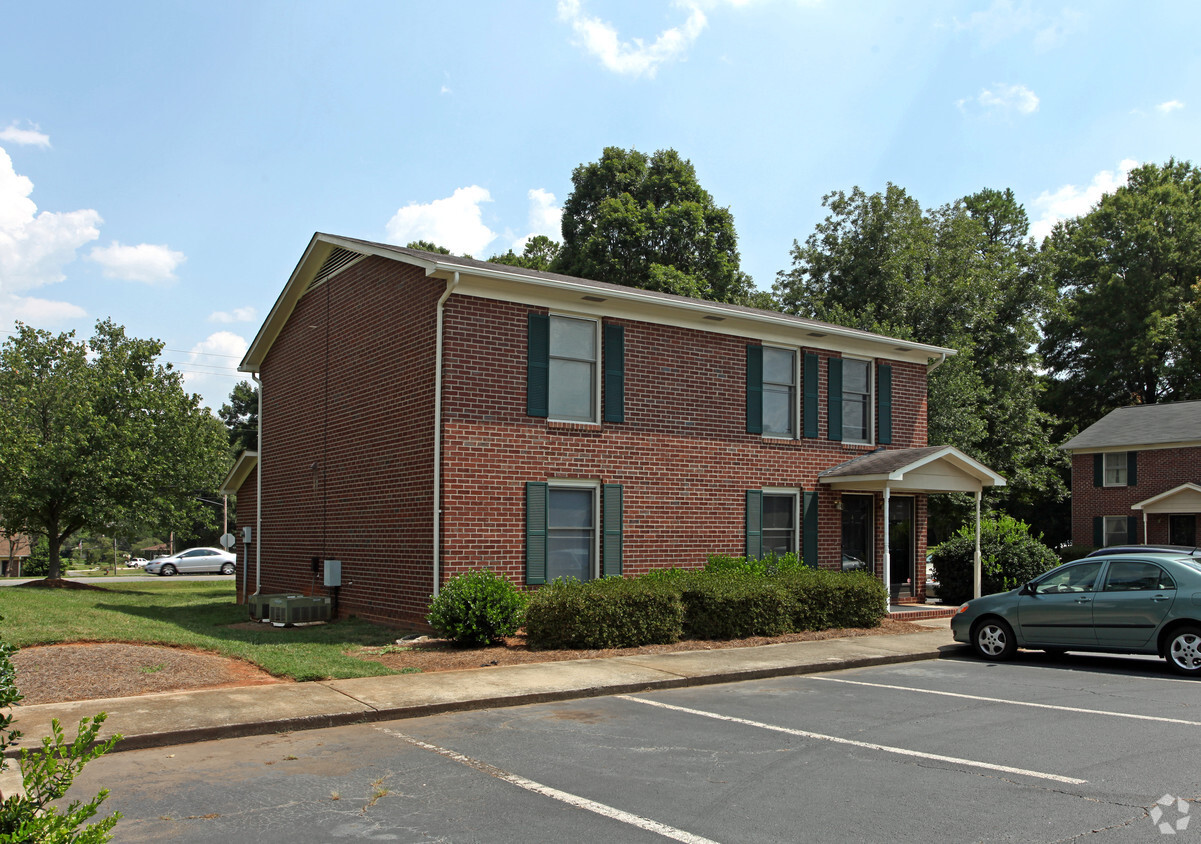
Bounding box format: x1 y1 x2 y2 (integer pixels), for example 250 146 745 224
4 621 958 757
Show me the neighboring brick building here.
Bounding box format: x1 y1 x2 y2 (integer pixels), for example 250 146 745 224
1062 401 1201 550
230 234 1004 627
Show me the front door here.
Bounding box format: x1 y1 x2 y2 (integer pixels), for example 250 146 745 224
1170 515 1197 547
888 497 914 598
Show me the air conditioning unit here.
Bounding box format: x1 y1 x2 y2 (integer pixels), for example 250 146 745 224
248 593 292 621
269 595 332 626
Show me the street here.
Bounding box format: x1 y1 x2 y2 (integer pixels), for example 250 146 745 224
63 650 1200 843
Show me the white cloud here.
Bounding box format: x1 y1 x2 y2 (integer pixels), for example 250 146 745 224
954 1 1081 50
181 330 249 411
511 188 563 251
88 241 186 283
1029 159 1138 241
557 0 708 78
0 146 101 309
0 123 51 148
1 293 86 324
958 83 1039 116
385 185 497 255
209 306 258 324
1157 100 1185 114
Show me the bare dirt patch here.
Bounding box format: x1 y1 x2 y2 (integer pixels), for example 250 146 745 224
16 578 109 591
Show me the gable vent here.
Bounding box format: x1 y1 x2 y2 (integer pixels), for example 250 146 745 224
312 247 362 286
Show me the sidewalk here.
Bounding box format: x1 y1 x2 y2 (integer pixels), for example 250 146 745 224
4 621 958 757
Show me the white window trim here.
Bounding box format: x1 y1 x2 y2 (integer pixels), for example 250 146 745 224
841 355 874 445
548 313 601 425
762 346 798 440
1102 515 1129 547
548 478 601 580
761 487 800 554
1102 452 1128 488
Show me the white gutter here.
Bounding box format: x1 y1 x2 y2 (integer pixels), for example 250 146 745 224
927 351 948 373
252 371 263 595
432 272 460 597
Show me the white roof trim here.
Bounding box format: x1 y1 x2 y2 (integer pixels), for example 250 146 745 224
219 450 259 496
1131 482 1201 511
821 446 1006 491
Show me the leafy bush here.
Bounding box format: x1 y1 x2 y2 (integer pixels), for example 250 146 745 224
931 514 1059 605
524 577 684 649
704 552 806 577
0 621 121 842
426 569 527 645
681 573 793 639
782 569 887 630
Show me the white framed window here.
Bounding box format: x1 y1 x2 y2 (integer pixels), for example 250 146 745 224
1103 516 1130 547
761 488 799 556
762 347 797 437
1103 452 1128 487
546 480 599 581
548 315 599 423
842 357 873 443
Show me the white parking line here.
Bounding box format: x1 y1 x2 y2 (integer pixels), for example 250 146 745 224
809 677 1201 726
379 728 722 844
617 695 1087 786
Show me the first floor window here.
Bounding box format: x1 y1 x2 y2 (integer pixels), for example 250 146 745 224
761 493 797 556
547 486 596 581
1103 516 1129 547
1103 452 1128 486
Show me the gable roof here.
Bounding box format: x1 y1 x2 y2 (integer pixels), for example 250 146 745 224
1060 401 1201 452
241 233 958 372
818 445 1006 493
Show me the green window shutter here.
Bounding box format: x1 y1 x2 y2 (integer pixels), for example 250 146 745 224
603 324 625 423
1127 515 1138 543
1092 516 1103 548
802 490 819 567
746 345 763 434
827 358 843 442
746 490 763 559
803 352 819 439
1127 451 1137 486
1093 454 1103 487
525 482 548 585
602 484 623 576
527 314 549 418
877 363 892 445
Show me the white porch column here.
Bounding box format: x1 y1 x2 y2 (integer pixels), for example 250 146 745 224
1142 511 1148 544
973 489 982 599
882 486 892 602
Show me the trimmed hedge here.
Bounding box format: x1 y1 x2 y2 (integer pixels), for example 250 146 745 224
931 514 1059 605
681 574 793 640
784 568 887 631
524 577 684 650
426 569 527 645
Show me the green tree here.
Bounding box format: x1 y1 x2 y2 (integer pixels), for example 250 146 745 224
1039 159 1201 434
774 185 1067 540
0 321 230 581
489 235 562 272
405 240 452 255
218 380 259 453
554 146 755 303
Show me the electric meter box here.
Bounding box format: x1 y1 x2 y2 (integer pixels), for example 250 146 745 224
324 559 341 587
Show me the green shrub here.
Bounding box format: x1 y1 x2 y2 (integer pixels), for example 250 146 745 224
931 514 1059 605
426 569 527 645
780 568 887 630
681 573 793 639
524 577 684 649
704 552 806 577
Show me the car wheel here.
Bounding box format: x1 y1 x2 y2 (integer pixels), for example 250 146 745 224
220 563 235 575
159 564 177 576
971 618 1016 661
1166 626 1201 677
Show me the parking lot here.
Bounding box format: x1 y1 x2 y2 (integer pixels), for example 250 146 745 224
67 649 1201 843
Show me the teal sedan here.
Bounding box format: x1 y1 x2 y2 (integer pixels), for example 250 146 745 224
950 552 1201 677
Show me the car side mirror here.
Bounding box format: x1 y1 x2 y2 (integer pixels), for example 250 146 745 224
1022 581 1037 595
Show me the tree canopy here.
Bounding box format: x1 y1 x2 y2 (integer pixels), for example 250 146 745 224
1039 159 1201 435
219 380 259 454
0 321 230 579
554 146 754 303
488 235 562 273
774 185 1066 538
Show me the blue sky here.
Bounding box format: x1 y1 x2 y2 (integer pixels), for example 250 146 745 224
2 1 1198 412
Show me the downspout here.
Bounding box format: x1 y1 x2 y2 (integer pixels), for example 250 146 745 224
927 351 948 373
252 371 263 596
432 272 460 598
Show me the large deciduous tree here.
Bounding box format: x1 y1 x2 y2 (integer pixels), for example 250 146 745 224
219 380 259 454
0 321 230 580
554 146 754 303
774 185 1067 540
1039 159 1201 434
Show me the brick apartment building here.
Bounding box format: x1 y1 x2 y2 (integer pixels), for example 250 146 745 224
1062 401 1201 550
223 234 1004 627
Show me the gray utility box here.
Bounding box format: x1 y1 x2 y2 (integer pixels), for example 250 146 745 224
269 595 332 627
248 593 293 621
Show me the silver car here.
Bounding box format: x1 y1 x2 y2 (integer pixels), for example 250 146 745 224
145 547 236 576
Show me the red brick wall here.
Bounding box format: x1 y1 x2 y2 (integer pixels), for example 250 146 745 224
257 257 441 626
1070 447 1201 547
439 297 930 596
233 464 257 604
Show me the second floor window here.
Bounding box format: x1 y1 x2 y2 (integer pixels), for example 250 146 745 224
1103 452 1128 486
762 347 796 437
549 315 597 423
842 358 871 443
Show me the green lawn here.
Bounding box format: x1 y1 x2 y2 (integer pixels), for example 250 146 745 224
0 581 409 681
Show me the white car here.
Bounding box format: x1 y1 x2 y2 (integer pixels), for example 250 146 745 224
125 557 150 568
145 547 236 576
